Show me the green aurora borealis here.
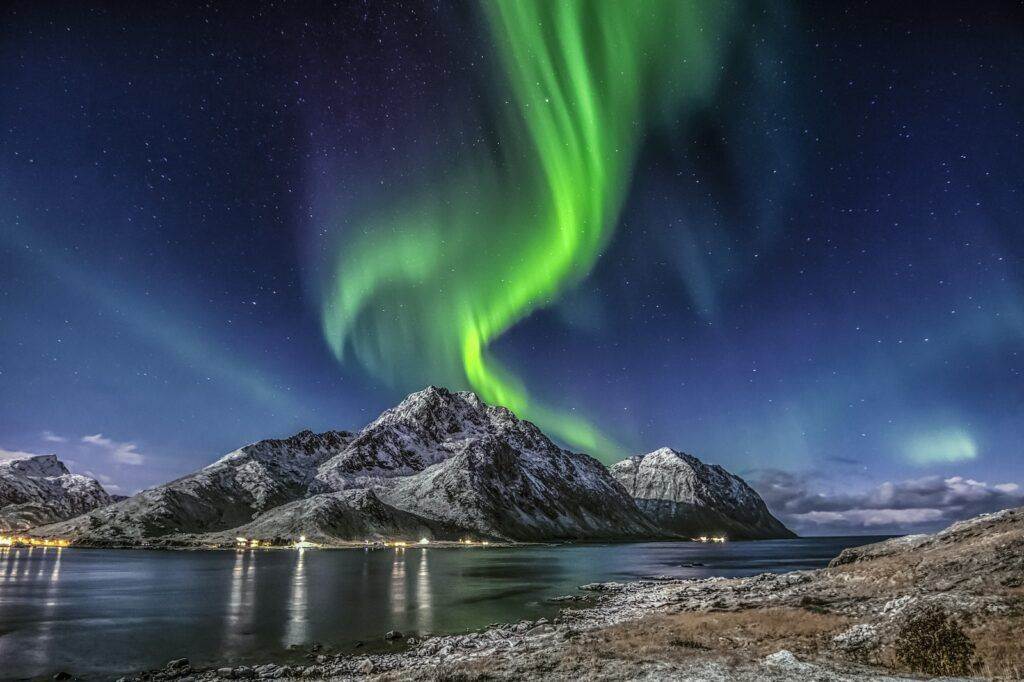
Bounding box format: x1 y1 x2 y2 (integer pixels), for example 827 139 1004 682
4 0 1023 531
321 1 736 460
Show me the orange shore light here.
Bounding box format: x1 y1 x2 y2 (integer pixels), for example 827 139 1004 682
0 534 71 548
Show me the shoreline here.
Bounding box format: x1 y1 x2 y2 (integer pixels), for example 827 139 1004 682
26 534 815 552
124 571 900 681
122 509 1024 681
34 540 527 551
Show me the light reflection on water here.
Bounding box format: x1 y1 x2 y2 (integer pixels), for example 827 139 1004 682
36 547 62 670
0 537 884 680
283 548 307 647
417 549 433 633
223 549 258 655
390 548 406 620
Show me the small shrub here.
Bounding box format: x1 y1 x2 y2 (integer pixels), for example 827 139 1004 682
668 637 708 649
893 605 976 676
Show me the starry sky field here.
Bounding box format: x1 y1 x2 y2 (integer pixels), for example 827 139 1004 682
1 1 1021 534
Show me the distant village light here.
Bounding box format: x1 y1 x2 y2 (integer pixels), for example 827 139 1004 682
293 535 318 549
0 534 70 548
691 535 727 544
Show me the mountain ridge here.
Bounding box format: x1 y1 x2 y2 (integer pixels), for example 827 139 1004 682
0 454 115 532
34 429 353 543
31 387 791 545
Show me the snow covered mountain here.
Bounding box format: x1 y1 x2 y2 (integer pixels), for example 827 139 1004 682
313 387 561 489
34 388 658 545
33 389 790 546
610 448 795 539
317 387 658 540
0 455 115 532
34 429 353 544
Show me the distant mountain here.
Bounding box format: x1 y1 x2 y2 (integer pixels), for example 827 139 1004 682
34 388 789 546
0 455 114 532
34 430 353 545
610 448 795 540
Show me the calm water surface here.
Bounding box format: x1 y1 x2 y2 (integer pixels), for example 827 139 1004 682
0 537 884 680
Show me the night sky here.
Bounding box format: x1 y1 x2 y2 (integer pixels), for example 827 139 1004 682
2 1 1022 534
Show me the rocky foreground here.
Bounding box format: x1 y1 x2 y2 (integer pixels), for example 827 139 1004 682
129 507 1023 681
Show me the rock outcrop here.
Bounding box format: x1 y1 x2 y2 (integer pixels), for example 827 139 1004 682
829 506 1024 590
0 455 114 532
610 447 795 539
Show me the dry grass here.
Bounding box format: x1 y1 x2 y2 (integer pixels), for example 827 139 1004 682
566 608 850 665
826 554 920 593
874 613 1024 680
384 608 1024 681
401 608 852 681
968 617 1024 680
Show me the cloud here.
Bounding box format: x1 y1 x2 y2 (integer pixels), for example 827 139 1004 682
793 508 945 528
752 469 1024 534
0 447 50 463
83 470 123 493
81 434 145 466
41 430 67 443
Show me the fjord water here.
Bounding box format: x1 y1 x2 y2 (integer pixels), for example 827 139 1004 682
0 538 882 680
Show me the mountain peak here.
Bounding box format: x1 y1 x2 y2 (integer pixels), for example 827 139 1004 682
616 447 703 474
363 386 520 440
383 386 487 418
1 454 112 532
610 447 795 540
1 454 69 478
313 386 544 490
645 446 698 463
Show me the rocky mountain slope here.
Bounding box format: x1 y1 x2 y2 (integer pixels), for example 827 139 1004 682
312 387 579 490
356 388 658 540
610 447 794 539
33 430 353 544
0 455 114 532
191 489 469 546
34 388 790 545
34 388 660 544
372 432 657 541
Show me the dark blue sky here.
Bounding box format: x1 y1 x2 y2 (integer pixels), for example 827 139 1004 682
1 1 1021 533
